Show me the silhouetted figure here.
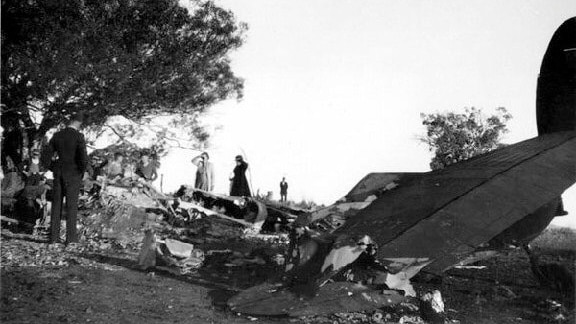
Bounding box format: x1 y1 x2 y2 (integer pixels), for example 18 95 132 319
280 177 288 202
41 113 88 244
230 155 250 197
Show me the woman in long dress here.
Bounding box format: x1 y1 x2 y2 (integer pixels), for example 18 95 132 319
229 155 250 197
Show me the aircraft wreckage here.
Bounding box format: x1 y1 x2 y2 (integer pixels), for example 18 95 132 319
5 16 571 320
227 17 576 316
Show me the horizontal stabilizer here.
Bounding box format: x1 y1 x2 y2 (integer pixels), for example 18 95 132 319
335 131 576 273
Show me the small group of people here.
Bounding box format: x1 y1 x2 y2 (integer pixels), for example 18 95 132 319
191 152 289 202
5 112 289 246
191 153 251 197
14 113 160 246
100 151 158 183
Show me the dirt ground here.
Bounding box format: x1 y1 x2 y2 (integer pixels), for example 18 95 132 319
1 227 575 324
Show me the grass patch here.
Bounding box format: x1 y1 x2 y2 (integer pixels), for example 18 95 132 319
532 226 576 252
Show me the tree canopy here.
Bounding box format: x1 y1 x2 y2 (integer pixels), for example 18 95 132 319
1 0 246 143
420 107 512 170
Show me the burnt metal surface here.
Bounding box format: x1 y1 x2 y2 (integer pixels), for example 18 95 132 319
344 172 422 202
173 185 297 233
335 131 576 273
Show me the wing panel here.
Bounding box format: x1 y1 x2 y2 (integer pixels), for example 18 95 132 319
334 131 576 273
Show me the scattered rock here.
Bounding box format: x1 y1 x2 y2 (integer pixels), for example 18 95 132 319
164 238 194 259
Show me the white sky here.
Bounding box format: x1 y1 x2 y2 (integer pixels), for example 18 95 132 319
168 1 576 226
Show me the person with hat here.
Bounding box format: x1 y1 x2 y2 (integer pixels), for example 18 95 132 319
41 112 88 245
191 152 215 192
229 155 251 197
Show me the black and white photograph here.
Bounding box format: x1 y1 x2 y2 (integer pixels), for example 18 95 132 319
1 1 575 323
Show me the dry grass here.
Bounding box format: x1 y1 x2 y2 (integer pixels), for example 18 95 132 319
532 226 576 252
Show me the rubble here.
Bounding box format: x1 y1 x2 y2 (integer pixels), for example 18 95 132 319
3 174 574 323
0 178 486 322
173 186 300 233
156 238 205 274
419 290 445 324
164 238 195 258
1 229 116 269
9 175 567 323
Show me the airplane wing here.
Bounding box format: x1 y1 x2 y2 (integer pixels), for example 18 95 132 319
333 131 576 274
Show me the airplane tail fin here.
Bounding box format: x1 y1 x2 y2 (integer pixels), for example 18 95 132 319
536 17 576 135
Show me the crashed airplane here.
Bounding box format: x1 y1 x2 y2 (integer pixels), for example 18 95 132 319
229 17 576 316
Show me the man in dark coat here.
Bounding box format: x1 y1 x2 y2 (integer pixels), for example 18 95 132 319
280 177 288 203
229 155 251 197
41 113 88 244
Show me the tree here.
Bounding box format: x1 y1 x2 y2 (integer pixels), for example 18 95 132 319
1 0 246 150
82 113 209 159
420 107 512 170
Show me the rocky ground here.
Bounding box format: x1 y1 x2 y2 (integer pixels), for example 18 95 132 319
1 226 574 324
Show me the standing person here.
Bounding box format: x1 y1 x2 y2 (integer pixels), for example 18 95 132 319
280 177 288 203
135 152 158 182
229 155 251 197
194 159 207 189
191 152 215 191
41 113 88 245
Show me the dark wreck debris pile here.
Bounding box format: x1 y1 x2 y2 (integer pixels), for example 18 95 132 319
79 183 295 275
3 179 573 323
137 232 205 274
0 182 476 323
0 180 448 322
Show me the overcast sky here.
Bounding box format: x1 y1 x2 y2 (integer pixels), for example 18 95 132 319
170 1 576 226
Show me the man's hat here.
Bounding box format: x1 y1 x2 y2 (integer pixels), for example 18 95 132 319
235 155 243 161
